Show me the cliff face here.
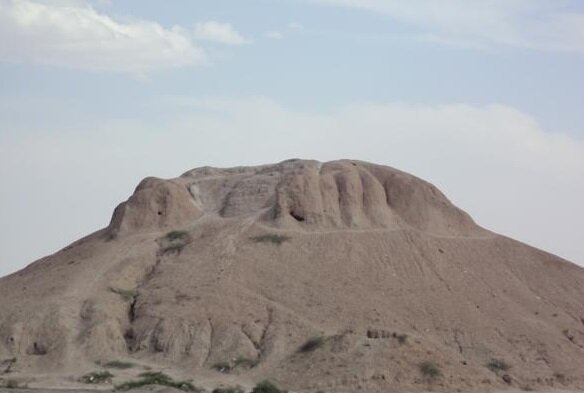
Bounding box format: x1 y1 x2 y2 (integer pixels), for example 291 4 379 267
1 159 583 393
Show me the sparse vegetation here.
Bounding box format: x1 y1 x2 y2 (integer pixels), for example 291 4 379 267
3 379 20 389
109 287 138 301
212 387 245 393
234 355 258 369
115 371 198 392
251 380 283 393
162 243 186 254
166 230 190 241
418 361 441 380
486 358 511 372
299 336 325 352
80 370 114 384
104 360 135 369
250 234 290 245
160 230 191 254
212 361 232 373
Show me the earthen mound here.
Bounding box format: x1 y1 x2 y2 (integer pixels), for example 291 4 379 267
1 159 583 393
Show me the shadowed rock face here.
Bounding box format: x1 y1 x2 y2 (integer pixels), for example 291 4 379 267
1 159 584 393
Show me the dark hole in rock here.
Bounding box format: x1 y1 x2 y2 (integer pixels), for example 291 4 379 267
124 329 136 352
128 297 137 323
32 342 47 355
157 211 163 215
290 211 305 222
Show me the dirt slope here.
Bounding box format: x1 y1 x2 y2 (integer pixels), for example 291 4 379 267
1 159 583 393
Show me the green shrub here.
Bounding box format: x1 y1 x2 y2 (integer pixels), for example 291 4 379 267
115 371 198 392
250 234 290 245
212 387 245 393
165 230 190 241
418 361 441 380
251 380 283 393
486 358 510 372
234 355 258 369
81 371 114 384
104 360 134 369
299 336 325 353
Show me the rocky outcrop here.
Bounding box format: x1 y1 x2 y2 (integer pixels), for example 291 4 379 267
108 177 203 237
179 159 483 235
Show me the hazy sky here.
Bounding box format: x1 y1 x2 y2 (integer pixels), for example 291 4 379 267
0 0 583 277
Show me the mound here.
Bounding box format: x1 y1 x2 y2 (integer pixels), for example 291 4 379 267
1 159 583 393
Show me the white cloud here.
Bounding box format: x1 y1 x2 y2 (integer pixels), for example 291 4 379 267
1 97 583 277
0 0 207 73
288 22 304 31
193 21 251 45
265 31 284 40
308 0 584 53
264 22 304 40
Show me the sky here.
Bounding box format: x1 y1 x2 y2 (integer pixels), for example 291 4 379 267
0 0 583 277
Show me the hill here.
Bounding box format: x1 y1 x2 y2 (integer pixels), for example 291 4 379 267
1 159 583 393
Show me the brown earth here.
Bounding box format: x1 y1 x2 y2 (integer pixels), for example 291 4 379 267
1 159 583 393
